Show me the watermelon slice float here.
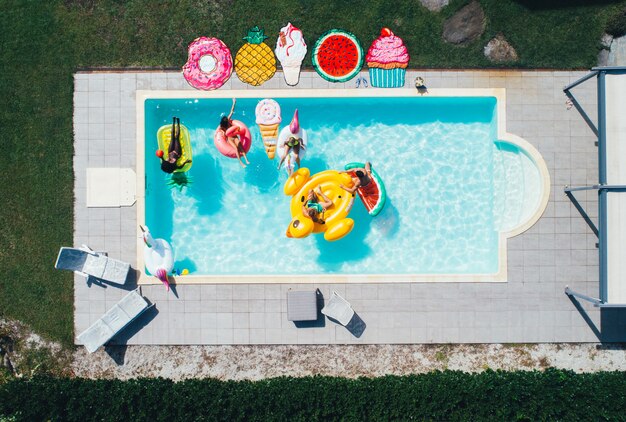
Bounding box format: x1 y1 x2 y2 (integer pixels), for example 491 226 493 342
312 29 364 83
344 162 387 216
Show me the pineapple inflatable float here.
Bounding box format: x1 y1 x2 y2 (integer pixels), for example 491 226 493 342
235 26 277 86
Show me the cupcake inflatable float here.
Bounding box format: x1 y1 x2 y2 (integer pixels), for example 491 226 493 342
183 37 233 90
366 28 409 88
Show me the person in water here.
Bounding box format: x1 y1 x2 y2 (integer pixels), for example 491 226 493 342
302 186 333 224
160 117 191 173
340 161 372 194
277 135 303 174
219 98 250 168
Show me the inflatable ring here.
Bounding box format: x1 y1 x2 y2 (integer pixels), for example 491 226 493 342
183 37 233 90
214 120 252 158
284 168 355 242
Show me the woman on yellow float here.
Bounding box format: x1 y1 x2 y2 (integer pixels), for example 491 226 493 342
156 117 193 173
284 167 356 242
302 187 332 224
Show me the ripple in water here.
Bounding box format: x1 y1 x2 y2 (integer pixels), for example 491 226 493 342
147 105 499 275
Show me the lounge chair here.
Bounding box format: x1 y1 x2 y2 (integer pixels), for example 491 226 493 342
55 245 130 285
77 289 152 353
321 291 355 326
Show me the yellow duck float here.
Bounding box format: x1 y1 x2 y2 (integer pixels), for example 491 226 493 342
284 168 356 241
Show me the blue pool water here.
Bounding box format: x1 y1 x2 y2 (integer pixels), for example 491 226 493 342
145 96 521 275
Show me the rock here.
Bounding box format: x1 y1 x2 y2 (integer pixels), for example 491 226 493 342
601 33 613 49
599 33 614 66
598 49 609 67
484 34 519 63
607 35 626 66
419 0 449 12
442 1 485 45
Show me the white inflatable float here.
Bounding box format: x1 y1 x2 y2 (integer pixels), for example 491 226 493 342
140 225 174 290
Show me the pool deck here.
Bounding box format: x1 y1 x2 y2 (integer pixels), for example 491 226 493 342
73 69 621 345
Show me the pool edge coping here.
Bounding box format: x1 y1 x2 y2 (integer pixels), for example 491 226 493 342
135 88 549 285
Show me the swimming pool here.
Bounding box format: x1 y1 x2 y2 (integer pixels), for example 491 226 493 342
137 89 550 283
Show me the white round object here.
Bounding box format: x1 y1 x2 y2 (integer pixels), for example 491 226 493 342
199 55 217 73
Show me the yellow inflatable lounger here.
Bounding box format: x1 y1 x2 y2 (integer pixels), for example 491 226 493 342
284 168 355 242
156 124 193 173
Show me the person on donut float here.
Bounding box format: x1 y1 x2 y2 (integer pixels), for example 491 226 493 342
218 98 250 168
302 187 332 224
158 117 192 173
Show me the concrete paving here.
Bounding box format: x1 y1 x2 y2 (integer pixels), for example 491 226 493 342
73 69 623 345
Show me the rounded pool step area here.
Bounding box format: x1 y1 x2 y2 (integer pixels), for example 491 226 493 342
492 141 542 233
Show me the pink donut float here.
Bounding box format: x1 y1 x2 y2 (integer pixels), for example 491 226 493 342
214 120 252 158
183 37 233 90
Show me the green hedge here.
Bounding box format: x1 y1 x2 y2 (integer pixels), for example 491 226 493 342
606 7 626 37
2 370 626 421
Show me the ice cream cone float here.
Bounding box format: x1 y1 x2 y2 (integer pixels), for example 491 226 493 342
282 65 302 86
255 98 282 160
259 123 280 159
275 23 307 87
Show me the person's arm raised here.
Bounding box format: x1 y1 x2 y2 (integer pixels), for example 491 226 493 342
227 98 236 119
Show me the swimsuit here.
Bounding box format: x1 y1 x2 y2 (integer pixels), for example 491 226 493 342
355 171 371 188
161 160 178 174
287 138 300 147
306 201 323 213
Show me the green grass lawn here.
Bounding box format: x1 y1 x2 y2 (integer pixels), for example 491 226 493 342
0 0 624 347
